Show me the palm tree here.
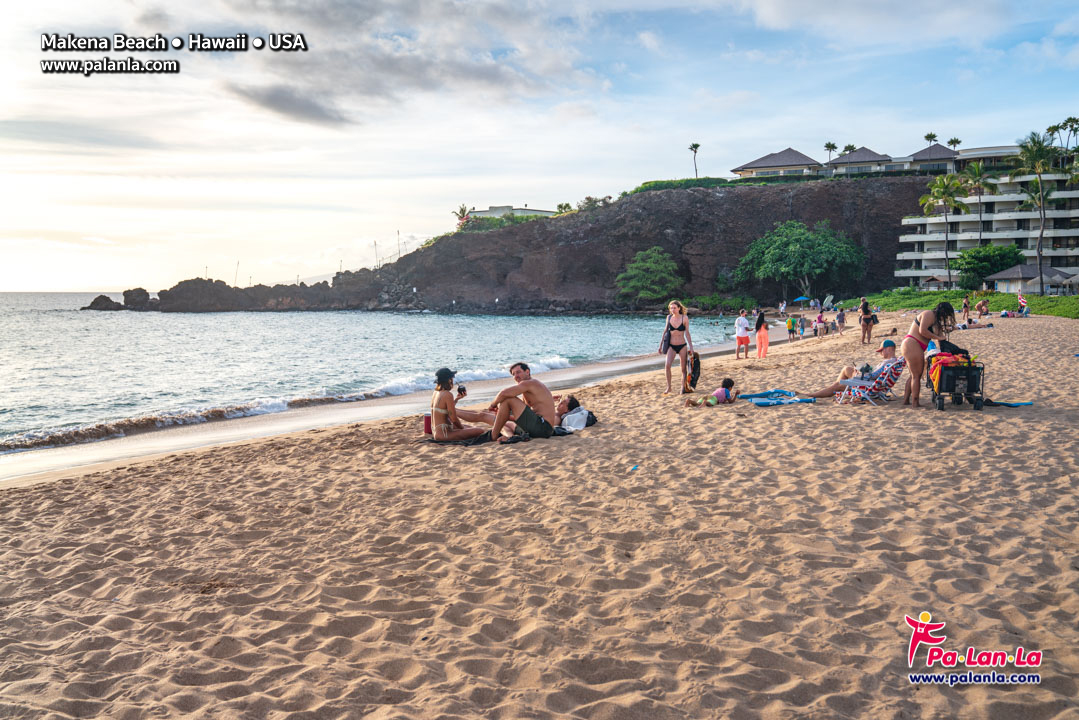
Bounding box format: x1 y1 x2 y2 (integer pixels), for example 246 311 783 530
1047 123 1062 166
688 143 700 178
919 174 966 287
824 141 837 161
960 161 995 247
947 137 961 151
838 144 856 175
1017 179 1057 293
452 204 469 220
924 132 938 147
1010 131 1059 295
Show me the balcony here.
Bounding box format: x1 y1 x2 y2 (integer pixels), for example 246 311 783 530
894 268 935 277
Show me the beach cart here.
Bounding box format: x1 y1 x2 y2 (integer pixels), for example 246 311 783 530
926 359 985 411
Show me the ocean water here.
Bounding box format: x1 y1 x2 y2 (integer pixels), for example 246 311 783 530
0 293 740 451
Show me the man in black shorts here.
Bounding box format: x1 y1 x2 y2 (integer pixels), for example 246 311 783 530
488 362 558 441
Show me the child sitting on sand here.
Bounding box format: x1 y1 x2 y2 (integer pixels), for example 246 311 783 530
685 378 739 407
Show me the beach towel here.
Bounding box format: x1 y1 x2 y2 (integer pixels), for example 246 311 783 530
687 352 701 391
983 399 1033 408
739 389 796 399
747 397 815 407
427 432 494 447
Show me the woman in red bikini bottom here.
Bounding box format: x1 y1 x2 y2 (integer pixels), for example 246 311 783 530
901 302 956 408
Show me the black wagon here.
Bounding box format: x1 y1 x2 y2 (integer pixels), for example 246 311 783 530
927 360 985 411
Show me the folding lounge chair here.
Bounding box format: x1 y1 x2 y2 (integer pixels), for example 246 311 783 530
834 357 907 405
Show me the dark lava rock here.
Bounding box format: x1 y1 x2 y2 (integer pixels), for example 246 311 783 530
123 288 151 310
115 177 931 313
81 295 124 311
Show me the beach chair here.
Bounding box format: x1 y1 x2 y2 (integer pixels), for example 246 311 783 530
834 357 907 405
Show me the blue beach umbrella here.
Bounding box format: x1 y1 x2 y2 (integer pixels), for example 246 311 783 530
792 295 809 310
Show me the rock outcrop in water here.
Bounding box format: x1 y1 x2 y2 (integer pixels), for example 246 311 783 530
102 177 928 313
81 295 124 311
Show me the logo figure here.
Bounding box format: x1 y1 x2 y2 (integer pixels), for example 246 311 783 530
905 611 946 667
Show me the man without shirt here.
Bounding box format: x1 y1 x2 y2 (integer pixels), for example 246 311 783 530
487 362 558 442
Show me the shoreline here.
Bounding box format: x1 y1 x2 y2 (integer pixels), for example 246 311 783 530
0 324 793 488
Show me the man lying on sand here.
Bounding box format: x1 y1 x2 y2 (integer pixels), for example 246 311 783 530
487 362 558 442
797 339 900 398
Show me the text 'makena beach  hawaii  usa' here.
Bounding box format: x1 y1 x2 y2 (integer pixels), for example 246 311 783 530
4 3 1079 719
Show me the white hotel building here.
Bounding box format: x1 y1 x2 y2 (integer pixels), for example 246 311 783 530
895 146 1079 290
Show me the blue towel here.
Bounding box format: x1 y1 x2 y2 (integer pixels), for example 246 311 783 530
740 389 796 399
748 397 815 407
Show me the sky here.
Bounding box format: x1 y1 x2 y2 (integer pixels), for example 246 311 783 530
3 0 1078 291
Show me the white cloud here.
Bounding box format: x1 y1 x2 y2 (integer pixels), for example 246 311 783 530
637 30 662 53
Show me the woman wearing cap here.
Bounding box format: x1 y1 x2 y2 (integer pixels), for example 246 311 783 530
900 302 956 409
430 368 488 442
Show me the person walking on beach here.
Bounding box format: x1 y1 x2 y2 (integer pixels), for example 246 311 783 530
786 315 797 342
835 307 846 336
798 315 806 339
779 300 787 317
859 297 874 345
488 362 558 440
755 310 769 358
900 302 956 409
734 308 751 360
660 300 694 394
962 294 970 324
430 368 489 442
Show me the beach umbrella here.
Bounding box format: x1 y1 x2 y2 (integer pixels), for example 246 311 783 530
793 295 809 310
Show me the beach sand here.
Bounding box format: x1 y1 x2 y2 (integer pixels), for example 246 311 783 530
2 313 1077 719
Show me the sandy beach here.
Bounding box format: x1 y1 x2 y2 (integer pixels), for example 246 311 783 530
2 312 1077 719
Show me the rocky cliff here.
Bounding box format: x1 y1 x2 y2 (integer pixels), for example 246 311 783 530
113 177 928 313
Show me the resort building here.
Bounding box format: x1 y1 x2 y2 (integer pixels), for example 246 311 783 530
469 205 556 218
731 148 822 178
984 264 1078 295
895 145 1079 292
825 147 894 174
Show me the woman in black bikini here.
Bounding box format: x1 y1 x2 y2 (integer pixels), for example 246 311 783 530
660 300 694 395
859 297 874 345
900 302 956 409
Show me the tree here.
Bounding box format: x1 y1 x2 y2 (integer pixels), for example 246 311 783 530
1047 123 1063 165
918 174 967 287
960 161 995 246
577 195 612 212
555 202 573 214
953 244 1025 290
616 246 683 303
924 132 938 146
688 143 700 178
824 141 837 161
948 137 961 151
452 204 469 220
1010 131 1058 294
842 143 856 155
733 220 864 299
